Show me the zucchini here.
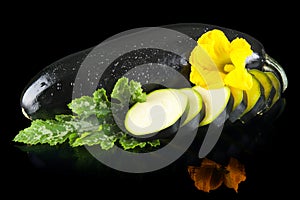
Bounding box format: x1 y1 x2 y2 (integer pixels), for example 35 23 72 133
20 23 286 127
228 87 247 123
21 48 190 120
21 48 92 120
192 86 231 126
240 76 265 123
124 88 189 139
249 69 276 110
179 88 205 127
265 71 281 107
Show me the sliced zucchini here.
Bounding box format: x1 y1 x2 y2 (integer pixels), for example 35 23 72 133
193 86 231 126
240 76 265 123
249 69 276 110
179 88 205 126
228 87 247 123
265 71 281 107
124 88 189 138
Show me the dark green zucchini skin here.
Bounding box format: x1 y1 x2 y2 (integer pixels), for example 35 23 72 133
21 23 267 120
21 48 92 120
21 47 192 120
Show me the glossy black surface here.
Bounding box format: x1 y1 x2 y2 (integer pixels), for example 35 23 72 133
3 5 293 199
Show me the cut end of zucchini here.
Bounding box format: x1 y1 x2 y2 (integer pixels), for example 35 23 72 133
124 88 188 137
240 76 265 123
228 87 247 123
179 88 204 127
265 71 281 107
249 69 276 110
193 86 231 126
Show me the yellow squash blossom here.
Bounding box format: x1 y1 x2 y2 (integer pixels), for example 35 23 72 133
189 29 253 90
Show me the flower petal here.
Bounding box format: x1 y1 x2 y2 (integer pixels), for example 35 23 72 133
224 68 253 90
190 65 225 89
198 29 231 71
224 64 235 72
189 45 218 72
230 38 253 68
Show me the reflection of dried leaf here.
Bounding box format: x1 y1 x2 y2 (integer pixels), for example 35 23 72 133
188 157 246 193
224 157 246 192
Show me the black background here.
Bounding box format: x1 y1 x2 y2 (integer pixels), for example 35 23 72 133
1 2 295 199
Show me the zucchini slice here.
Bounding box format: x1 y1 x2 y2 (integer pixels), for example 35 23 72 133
124 88 189 137
240 76 265 123
179 88 205 126
193 86 231 126
265 71 281 107
249 69 276 110
228 87 247 123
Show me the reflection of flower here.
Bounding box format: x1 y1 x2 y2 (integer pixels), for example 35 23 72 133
189 29 253 90
188 157 246 193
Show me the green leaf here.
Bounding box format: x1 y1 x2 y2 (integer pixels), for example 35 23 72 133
111 77 146 105
70 125 118 150
111 77 131 104
13 119 75 146
68 96 96 117
147 139 160 147
129 79 147 103
118 133 147 150
93 88 109 104
14 77 160 151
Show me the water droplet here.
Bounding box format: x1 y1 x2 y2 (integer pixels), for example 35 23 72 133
180 58 188 66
